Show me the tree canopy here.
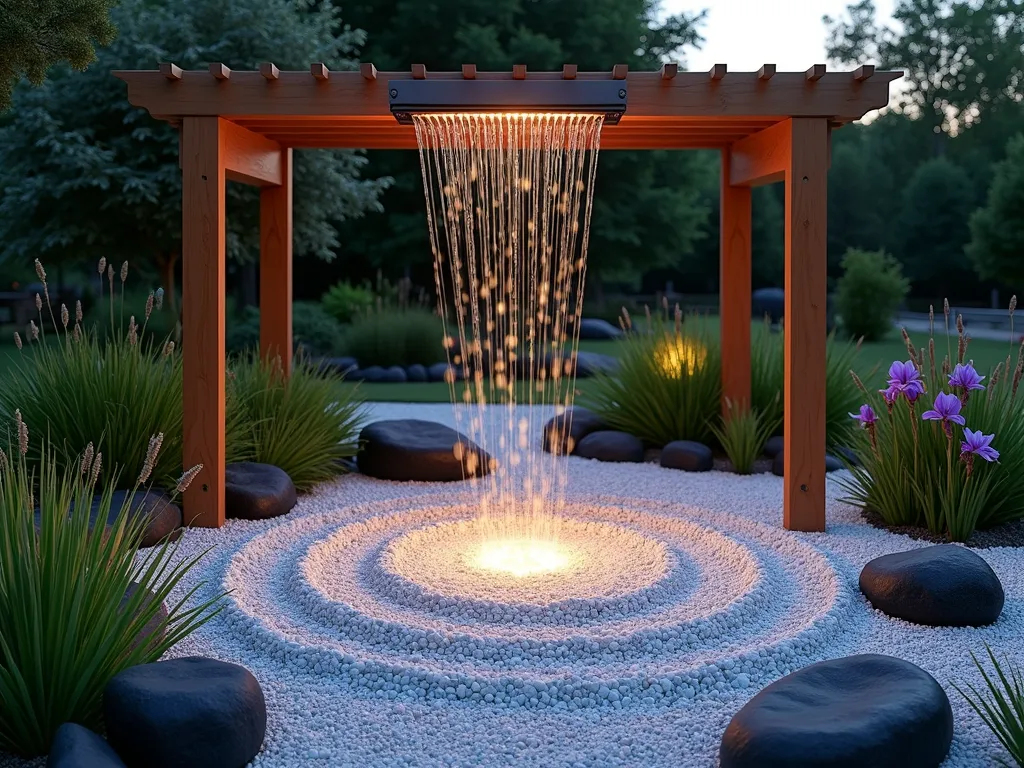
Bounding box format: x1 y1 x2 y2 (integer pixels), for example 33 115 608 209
0 0 117 111
968 133 1024 288
0 0 389 309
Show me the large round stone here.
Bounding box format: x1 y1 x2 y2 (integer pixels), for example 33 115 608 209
121 581 168 654
225 463 297 521
573 350 619 378
48 723 127 768
542 407 608 455
574 430 644 463
103 657 266 768
720 654 953 768
405 363 428 382
859 544 1004 626
65 490 181 548
763 435 784 458
577 317 624 340
661 440 714 472
357 420 490 481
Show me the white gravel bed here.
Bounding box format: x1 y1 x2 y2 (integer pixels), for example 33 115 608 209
3 402 1020 767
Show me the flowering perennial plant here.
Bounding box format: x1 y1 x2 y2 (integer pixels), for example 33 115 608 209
841 298 1024 541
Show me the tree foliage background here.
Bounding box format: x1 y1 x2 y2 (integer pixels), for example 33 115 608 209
0 0 1022 313
0 0 389 311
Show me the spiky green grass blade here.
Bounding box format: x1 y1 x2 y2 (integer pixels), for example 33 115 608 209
954 645 1024 767
227 354 366 490
711 399 781 474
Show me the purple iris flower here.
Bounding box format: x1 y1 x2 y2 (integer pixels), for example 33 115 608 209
921 392 966 433
849 404 877 426
960 428 999 462
885 360 926 403
948 363 986 404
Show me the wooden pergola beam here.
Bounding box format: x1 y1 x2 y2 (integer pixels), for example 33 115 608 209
727 120 791 186
115 69 899 127
220 120 284 187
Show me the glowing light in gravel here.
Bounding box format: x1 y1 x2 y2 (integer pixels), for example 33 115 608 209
471 537 571 576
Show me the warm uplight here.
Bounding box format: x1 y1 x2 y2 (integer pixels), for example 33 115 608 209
655 337 707 378
472 538 570 577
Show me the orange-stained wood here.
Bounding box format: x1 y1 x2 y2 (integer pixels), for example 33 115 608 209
758 64 776 80
728 119 791 186
260 148 293 374
411 64 426 79
512 64 527 80
805 64 826 81
114 69 900 127
719 150 752 418
783 118 829 532
462 64 477 79
209 63 231 80
181 117 226 528
709 64 727 81
660 62 678 79
358 63 376 81
562 65 578 80
311 63 330 81
612 64 628 80
220 120 283 186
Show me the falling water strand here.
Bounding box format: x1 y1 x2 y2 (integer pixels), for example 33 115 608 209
414 113 603 547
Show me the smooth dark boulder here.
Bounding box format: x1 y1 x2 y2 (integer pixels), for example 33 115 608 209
427 362 462 382
578 317 624 340
224 463 297 520
771 451 785 477
661 440 714 472
121 581 167 654
575 430 644 463
48 723 127 768
357 420 490 481
825 454 844 473
859 545 1004 626
542 408 609 455
763 435 784 458
350 365 407 383
104 657 266 768
720 654 953 768
67 490 181 549
315 356 358 377
834 446 861 467
405 363 429 382
574 350 620 378
752 287 785 326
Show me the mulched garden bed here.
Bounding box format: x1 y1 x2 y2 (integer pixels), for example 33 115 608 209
862 508 1024 549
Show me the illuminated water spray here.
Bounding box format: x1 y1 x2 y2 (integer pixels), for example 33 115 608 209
413 112 604 571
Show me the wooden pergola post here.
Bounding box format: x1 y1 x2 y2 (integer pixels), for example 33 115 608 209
782 118 829 532
119 63 895 531
728 117 830 531
180 117 291 527
719 151 752 417
181 117 227 527
260 148 293 371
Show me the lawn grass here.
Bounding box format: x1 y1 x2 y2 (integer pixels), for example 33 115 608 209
338 325 1022 403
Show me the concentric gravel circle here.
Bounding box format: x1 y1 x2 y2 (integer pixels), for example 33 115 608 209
221 494 853 710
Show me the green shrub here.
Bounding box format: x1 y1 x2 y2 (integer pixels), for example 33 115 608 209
834 248 909 342
227 301 345 357
954 645 1024 767
0 422 221 757
0 261 248 489
841 304 1024 540
749 318 867 449
322 280 375 324
227 354 365 490
580 307 722 446
340 307 444 367
711 398 780 474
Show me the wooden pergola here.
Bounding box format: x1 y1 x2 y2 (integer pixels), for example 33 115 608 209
115 62 897 532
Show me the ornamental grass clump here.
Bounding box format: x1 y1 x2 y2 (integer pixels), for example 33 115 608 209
0 258 250 489
841 298 1024 541
581 303 721 446
749 317 865 449
954 645 1024 767
0 414 221 757
710 397 781 474
227 353 365 490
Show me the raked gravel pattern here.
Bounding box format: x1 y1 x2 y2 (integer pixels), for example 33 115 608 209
5 402 1021 767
